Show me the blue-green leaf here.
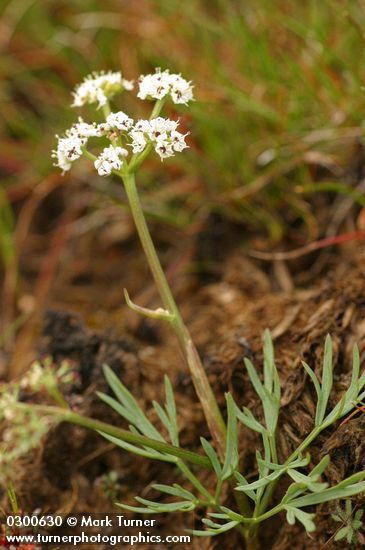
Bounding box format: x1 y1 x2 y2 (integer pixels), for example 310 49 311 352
200 438 222 478
97 431 176 463
285 506 316 533
302 362 321 402
222 394 239 480
152 483 196 501
315 335 333 426
235 406 265 434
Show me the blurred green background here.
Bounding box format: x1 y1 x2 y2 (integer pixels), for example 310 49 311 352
2 0 365 240
2 0 365 371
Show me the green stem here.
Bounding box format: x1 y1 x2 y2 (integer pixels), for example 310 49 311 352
15 402 212 469
82 147 97 162
128 98 165 173
256 425 322 518
121 171 227 459
122 173 179 315
268 434 278 468
128 143 153 173
46 384 69 409
102 102 112 119
248 425 323 542
149 98 165 119
285 426 322 465
250 392 365 537
245 503 284 525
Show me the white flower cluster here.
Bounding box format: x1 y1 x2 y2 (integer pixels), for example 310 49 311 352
52 118 103 173
0 386 54 487
52 135 84 174
94 145 128 176
0 391 18 421
19 357 80 391
72 71 134 109
20 362 44 391
131 117 188 159
104 111 134 132
53 114 189 173
138 68 194 104
53 68 192 174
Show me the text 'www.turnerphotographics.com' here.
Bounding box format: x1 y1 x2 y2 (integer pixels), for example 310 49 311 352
3 513 192 546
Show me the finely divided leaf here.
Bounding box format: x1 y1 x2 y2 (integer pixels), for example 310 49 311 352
235 406 265 434
152 483 196 501
288 475 365 508
302 362 321 402
222 394 239 480
190 520 239 537
263 329 275 393
102 365 163 441
285 506 316 533
201 438 222 478
315 335 333 426
97 431 177 463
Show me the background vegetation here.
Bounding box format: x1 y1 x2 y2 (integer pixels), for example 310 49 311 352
2 0 365 237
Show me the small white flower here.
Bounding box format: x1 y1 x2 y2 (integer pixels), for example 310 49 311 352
130 130 148 153
72 71 134 109
138 68 194 105
170 130 189 152
20 362 44 390
169 74 194 105
128 117 189 160
129 120 153 154
69 118 104 138
52 134 85 173
134 119 152 133
106 111 134 132
147 117 178 140
122 79 134 91
154 137 174 160
94 145 128 176
0 392 18 421
138 69 171 101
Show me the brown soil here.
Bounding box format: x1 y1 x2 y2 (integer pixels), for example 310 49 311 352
3 212 365 549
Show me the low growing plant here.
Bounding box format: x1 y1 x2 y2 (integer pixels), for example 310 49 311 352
331 500 364 546
1 71 365 549
2 332 365 548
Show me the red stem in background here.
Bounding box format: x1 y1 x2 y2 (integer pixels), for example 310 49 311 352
249 230 365 261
